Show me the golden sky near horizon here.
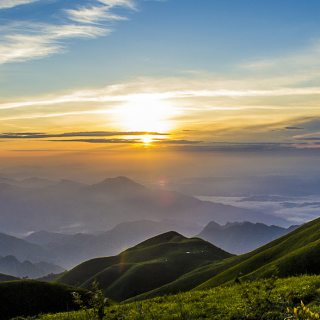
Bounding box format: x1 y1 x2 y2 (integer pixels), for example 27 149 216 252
1 0 320 165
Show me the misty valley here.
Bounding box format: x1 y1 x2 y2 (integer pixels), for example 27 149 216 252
1 167 320 319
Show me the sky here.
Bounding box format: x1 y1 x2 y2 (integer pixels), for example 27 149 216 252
1 0 320 179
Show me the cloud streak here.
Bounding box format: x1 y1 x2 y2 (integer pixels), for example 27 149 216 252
0 23 110 64
2 86 320 111
0 131 169 139
0 0 40 9
0 0 135 64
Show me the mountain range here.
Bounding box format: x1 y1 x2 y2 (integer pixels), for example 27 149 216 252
0 255 65 278
53 216 320 303
2 216 320 319
0 176 288 237
0 218 298 273
0 232 57 263
197 221 299 254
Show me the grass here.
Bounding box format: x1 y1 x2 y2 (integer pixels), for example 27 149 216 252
16 274 320 320
0 280 91 320
9 218 320 319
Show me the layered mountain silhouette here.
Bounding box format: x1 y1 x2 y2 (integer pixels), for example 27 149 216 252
2 217 320 318
24 220 203 269
0 176 288 236
0 232 57 263
197 221 299 254
55 217 320 302
132 216 320 301
0 255 64 278
55 231 233 301
1 218 301 273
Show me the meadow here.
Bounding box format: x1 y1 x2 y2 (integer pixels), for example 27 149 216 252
13 274 320 320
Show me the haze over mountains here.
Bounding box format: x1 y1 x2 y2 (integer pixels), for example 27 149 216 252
0 218 298 274
51 216 320 303
0 176 288 237
23 220 203 269
0 166 318 278
55 231 233 302
197 221 299 255
0 255 64 278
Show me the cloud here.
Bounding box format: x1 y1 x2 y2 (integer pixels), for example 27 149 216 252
0 23 109 64
65 6 128 25
0 0 40 9
0 0 136 64
0 131 168 139
161 142 309 153
48 138 204 145
240 41 320 87
2 85 320 111
295 137 320 141
285 127 304 130
198 195 320 224
153 139 202 145
98 0 136 9
51 138 140 144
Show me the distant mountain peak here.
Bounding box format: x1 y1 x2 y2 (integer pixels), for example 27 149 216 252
205 221 222 229
131 231 185 250
56 179 86 188
87 176 147 194
100 176 143 185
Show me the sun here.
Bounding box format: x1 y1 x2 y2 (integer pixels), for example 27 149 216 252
115 98 172 133
141 135 153 144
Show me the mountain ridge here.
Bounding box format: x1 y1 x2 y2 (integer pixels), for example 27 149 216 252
55 231 233 301
0 176 289 235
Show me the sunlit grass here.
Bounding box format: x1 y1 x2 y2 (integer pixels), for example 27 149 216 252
28 274 320 320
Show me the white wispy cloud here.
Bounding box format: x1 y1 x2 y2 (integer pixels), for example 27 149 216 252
66 6 128 24
0 0 136 64
0 0 40 9
98 0 136 9
241 41 320 86
1 84 320 111
0 23 109 64
0 109 113 121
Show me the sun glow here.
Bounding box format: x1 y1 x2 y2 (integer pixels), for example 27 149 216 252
141 135 153 144
115 98 173 133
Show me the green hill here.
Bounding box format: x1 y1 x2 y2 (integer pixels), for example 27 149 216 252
0 280 91 320
0 272 20 282
55 231 232 301
131 217 320 301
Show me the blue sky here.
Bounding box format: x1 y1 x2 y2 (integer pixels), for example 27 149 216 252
1 0 320 173
2 0 320 95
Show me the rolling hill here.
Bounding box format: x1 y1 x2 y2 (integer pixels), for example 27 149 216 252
0 273 20 282
25 220 203 269
0 280 91 320
55 231 233 301
131 216 320 301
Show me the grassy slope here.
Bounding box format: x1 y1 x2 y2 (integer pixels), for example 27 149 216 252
55 231 233 301
0 272 20 282
34 274 320 320
0 280 91 320
131 217 320 301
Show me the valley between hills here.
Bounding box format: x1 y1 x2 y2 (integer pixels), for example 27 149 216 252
0 176 320 319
